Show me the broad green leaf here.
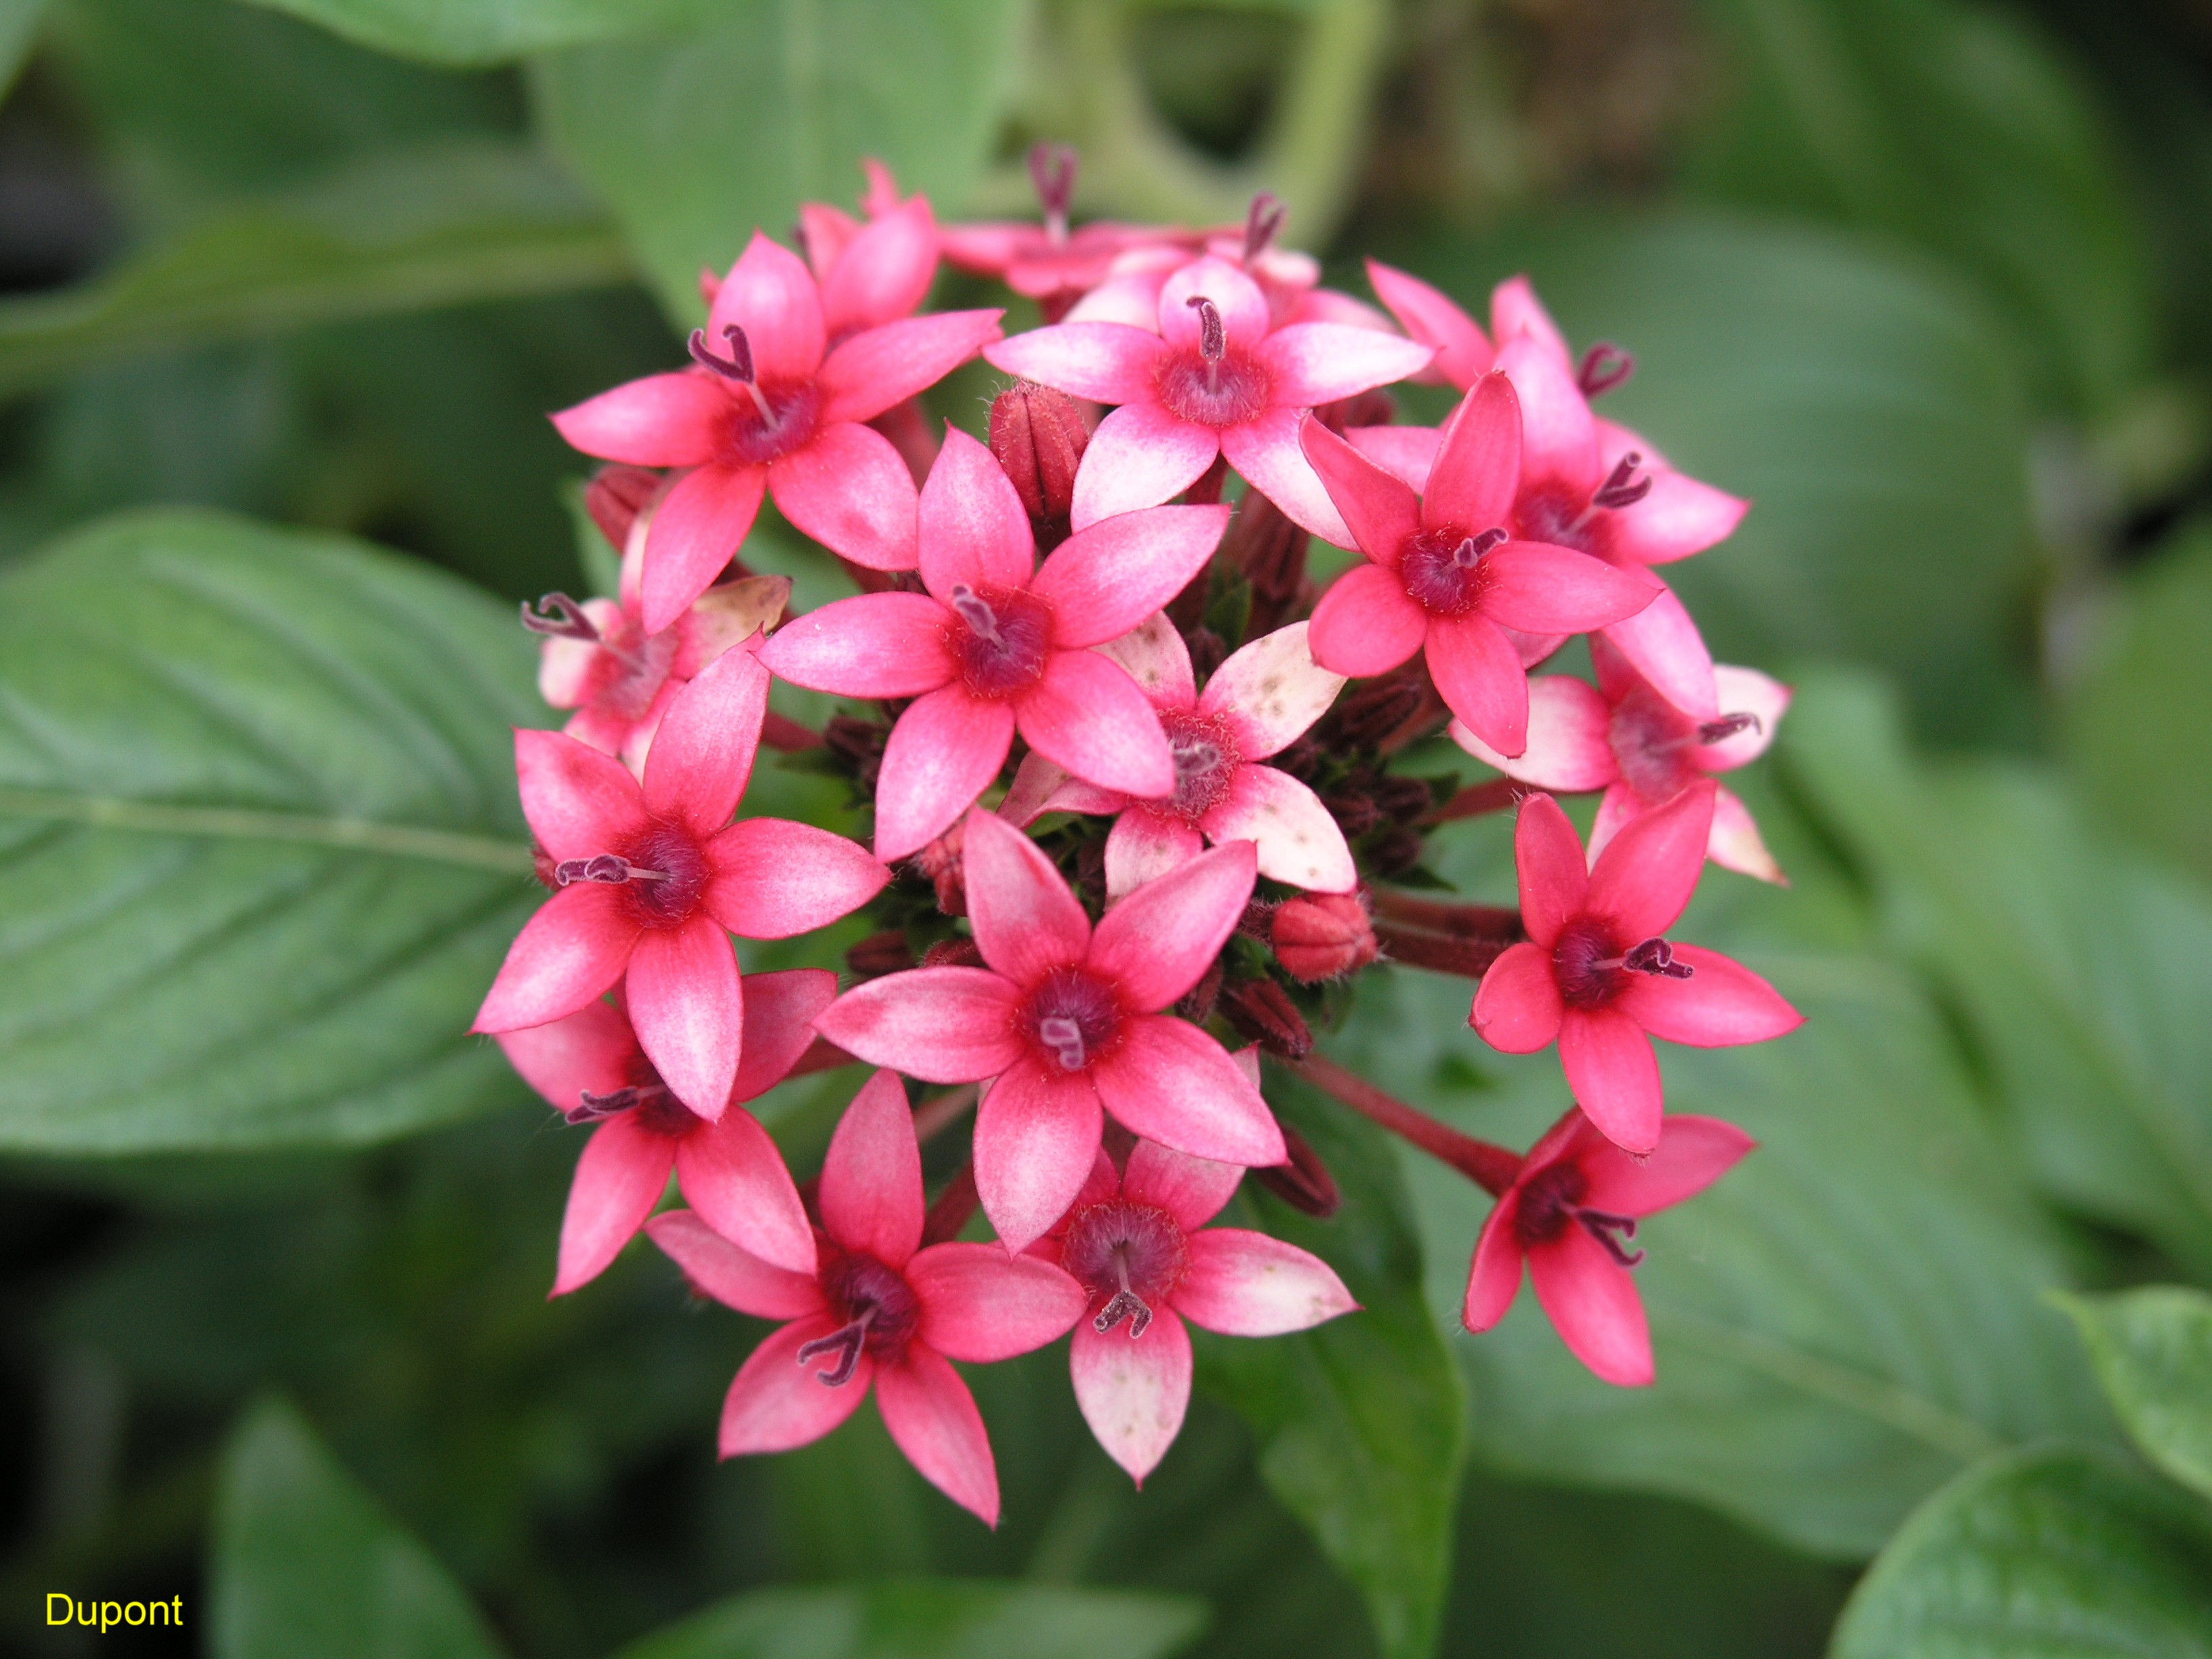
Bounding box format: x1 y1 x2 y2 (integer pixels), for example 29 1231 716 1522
1783 672 2212 1277
0 143 631 399
0 508 548 1153
610 1578 1206 1659
1200 1075 1466 1659
212 1396 506 1659
531 0 1021 321
241 0 721 66
1829 1445 2212 1659
2057 1286 2212 1503
0 0 45 98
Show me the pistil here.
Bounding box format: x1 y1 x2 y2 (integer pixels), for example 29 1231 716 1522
1028 142 1077 245
948 583 1003 644
1093 1246 1154 1338
520 592 600 642
1187 295 1226 395
688 323 779 427
796 1306 877 1387
552 854 674 887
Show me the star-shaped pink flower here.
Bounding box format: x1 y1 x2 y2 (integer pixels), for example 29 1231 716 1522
785 165 940 341
937 144 1190 321
814 808 1288 1250
649 1070 1087 1526
1471 783 1801 1153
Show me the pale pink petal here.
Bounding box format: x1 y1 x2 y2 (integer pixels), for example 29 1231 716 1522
962 807 1092 986
1159 256 1271 350
551 373 724 467
909 1243 1086 1360
537 605 616 708
1461 1196 1526 1330
1200 765 1354 894
1707 786 1785 884
1595 467 1748 567
495 1000 636 1111
814 966 1023 1084
769 422 919 571
1298 416 1419 565
1585 781 1646 867
1586 778 1715 940
553 1113 677 1294
1068 403 1221 531
1066 268 1170 327
1089 839 1256 1010
875 1345 1000 1525
1513 793 1590 948
1594 584 1713 722
514 729 649 859
1070 1309 1191 1486
703 817 888 939
1016 650 1175 799
937 221 1038 274
1258 321 1434 407
1490 275 1572 364
1496 335 1599 501
1469 941 1565 1053
1346 424 1440 491
1366 259 1492 388
1506 626 1568 671
1000 752 1125 827
1450 676 1615 792
719 1315 873 1456
1425 612 1530 757
817 1068 925 1266
1558 1007 1664 1155
1182 1231 1355 1341
1578 1114 1757 1218
1201 621 1344 756
1697 669 1790 772
917 426 1036 602
647 1209 824 1320
874 688 1017 861
1037 504 1231 648
1097 612 1197 711
1123 1139 1245 1232
1287 285 1391 329
818 310 1003 426
1477 542 1660 636
972 1058 1105 1253
626 917 741 1117
1527 1227 1654 1387
1221 409 1352 546
641 463 768 634
1618 944 1802 1048
642 646 767 832
1421 372 1522 536
730 968 839 1102
985 322 1170 404
674 1105 817 1275
756 592 954 698
1092 1016 1286 1166
799 201 859 283
707 233 826 382
1307 563 1427 677
820 197 937 335
1104 812 1206 901
472 884 638 1033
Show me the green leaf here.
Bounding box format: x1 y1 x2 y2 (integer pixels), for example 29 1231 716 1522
609 1578 1207 1659
0 143 632 400
1200 1075 1466 1659
1782 671 2212 1277
531 0 1021 321
1829 1445 2212 1659
212 1396 507 1659
0 0 46 99
240 0 722 66
2056 1286 2212 1504
0 508 548 1153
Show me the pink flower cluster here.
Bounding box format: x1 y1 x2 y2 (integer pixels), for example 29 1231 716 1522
472 152 1804 1521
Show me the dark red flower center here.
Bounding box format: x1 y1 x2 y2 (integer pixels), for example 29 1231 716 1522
1552 916 1695 1010
1397 526 1507 615
1060 1196 1188 1336
798 1249 922 1385
1155 298 1271 428
944 582 1053 699
552 820 710 930
1513 1162 1643 1265
565 1047 703 1134
1609 684 1702 800
1017 966 1124 1075
1139 710 1240 823
1513 453 1649 553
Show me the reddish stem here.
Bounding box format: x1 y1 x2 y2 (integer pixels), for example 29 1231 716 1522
920 1160 980 1245
1291 1053 1521 1196
785 1036 858 1079
1370 889 1523 939
1422 777 1522 824
912 1083 979 1145
1373 923 1514 980
1183 453 1229 507
760 710 825 752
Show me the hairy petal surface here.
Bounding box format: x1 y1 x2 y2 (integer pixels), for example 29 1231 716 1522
554 1114 677 1295
1071 1310 1191 1487
1176 1228 1358 1335
814 967 1023 1084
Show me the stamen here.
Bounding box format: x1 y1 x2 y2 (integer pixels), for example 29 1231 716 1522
1577 1210 1645 1267
1591 451 1652 511
1452 527 1509 568
1243 191 1285 263
520 592 600 642
552 854 673 887
1037 1015 1087 1072
1577 343 1635 398
947 583 1003 644
1697 712 1762 745
688 324 777 425
1620 937 1694 979
565 1082 668 1126
796 1306 876 1387
1092 1249 1153 1337
1187 294 1227 382
1027 142 1078 244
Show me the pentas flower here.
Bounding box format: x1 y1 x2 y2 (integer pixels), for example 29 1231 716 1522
1033 1134 1357 1484
649 1071 1086 1526
984 254 1434 544
1452 636 1793 882
1299 373 1662 758
472 649 889 1116
1002 614 1353 899
552 232 1004 633
1471 783 1801 1153
496 969 834 1291
1068 197 1385 334
1464 1106 1753 1387
814 808 1288 1250
790 167 940 339
758 428 1228 861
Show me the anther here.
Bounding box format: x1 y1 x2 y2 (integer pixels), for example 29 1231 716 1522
796 1307 876 1387
1093 1250 1153 1337
1452 527 1509 568
520 592 600 642
1242 191 1285 264
689 323 777 425
1187 295 1226 364
1037 1015 1087 1072
1028 141 1078 243
1577 1210 1645 1267
553 854 672 887
565 1082 666 1126
1591 452 1652 510
1620 937 1694 979
1697 712 1762 745
1576 343 1635 398
947 583 1003 644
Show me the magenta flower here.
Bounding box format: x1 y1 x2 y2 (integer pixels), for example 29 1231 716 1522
1033 1135 1357 1484
648 1070 1086 1526
815 808 1288 1250
757 428 1229 861
791 168 940 340
1463 1106 1753 1387
496 968 834 1292
1451 636 1793 883
1298 373 1662 758
552 232 1004 632
983 254 1434 544
1471 783 1801 1153
1001 614 1353 899
471 648 889 1116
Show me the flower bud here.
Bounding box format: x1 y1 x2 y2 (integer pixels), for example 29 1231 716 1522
913 818 966 916
1220 489 1309 635
989 382 1088 549
1254 1124 1341 1218
846 930 916 979
1272 893 1378 982
1221 978 1313 1059
1330 672 1426 751
585 464 662 552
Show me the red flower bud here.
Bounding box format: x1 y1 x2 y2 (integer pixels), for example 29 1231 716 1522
913 818 967 916
584 464 661 552
989 382 1088 548
1222 978 1313 1059
1272 893 1378 982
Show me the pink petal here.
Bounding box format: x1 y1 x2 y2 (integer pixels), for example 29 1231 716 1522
1585 780 1647 867
647 1209 824 1320
1176 1227 1357 1335
799 201 860 285
1558 1007 1663 1155
972 1058 1105 1254
1159 256 1272 351
1708 786 1785 885
817 309 1004 426
820 196 937 336
1000 751 1124 827
1527 1227 1654 1387
756 591 954 698
707 232 825 383
1599 585 1717 721
1477 541 1660 636
1068 402 1221 531
874 1345 1000 1525
731 968 839 1102
642 645 767 833
1496 335 1599 501
1092 1016 1286 1166
1365 258 1493 388
1303 412 1422 564
1618 944 1802 1048
985 322 1168 404
1469 941 1565 1054
1016 649 1175 799
495 999 636 1111
1425 612 1530 756
819 1068 925 1268
719 1315 873 1456
1089 839 1256 1010
1307 563 1427 677
1698 669 1790 772
1036 504 1231 649
514 729 649 859
1097 612 1197 711
553 1113 677 1295
1258 321 1434 407
874 687 1017 861
909 1243 1086 1360
1578 1113 1757 1218
1201 764 1355 894
551 373 723 467
1511 793 1589 948
1103 812 1206 901
1450 675 1616 792
1586 777 1715 940
1461 1195 1527 1330
1070 1309 1191 1486
1594 467 1748 567
1123 1138 1245 1231
961 806 1094 986
1490 274 1572 366
626 916 742 1118
1200 621 1344 757
1346 423 1441 491
814 966 1023 1084
674 1105 817 1275
917 426 1036 602
703 817 888 939
472 884 638 1033
769 422 919 571
1221 407 1351 546
1422 372 1521 535
642 463 768 634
